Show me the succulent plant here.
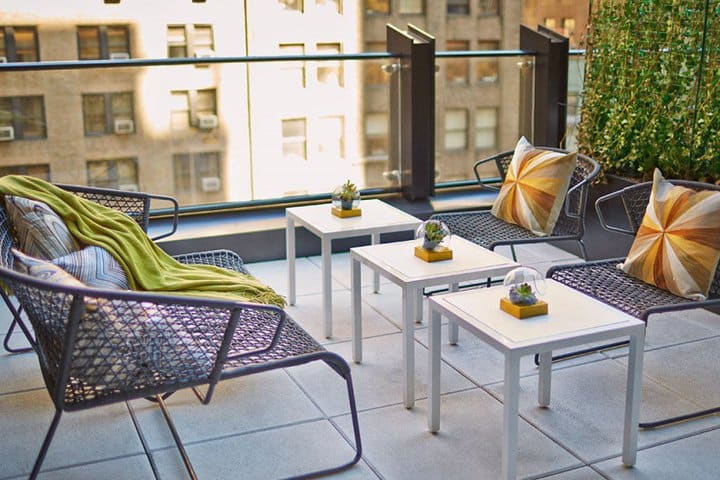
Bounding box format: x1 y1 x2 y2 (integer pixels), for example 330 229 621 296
423 220 446 243
338 180 358 202
508 282 538 306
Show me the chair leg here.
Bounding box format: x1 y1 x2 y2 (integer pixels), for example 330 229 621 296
533 340 630 366
577 239 589 260
2 303 33 354
156 394 199 480
29 410 62 480
640 406 720 429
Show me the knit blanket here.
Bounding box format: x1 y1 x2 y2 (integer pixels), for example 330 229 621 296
0 175 285 307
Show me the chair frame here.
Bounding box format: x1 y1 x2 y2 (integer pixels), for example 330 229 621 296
431 147 600 261
542 178 720 429
0 203 362 479
3 183 178 354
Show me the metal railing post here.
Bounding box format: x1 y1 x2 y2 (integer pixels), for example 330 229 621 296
520 25 569 148
387 24 435 200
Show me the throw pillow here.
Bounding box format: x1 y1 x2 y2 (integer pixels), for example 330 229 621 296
52 246 129 290
4 195 81 259
491 137 578 236
619 169 720 300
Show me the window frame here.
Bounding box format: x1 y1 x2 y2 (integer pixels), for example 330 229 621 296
170 88 218 130
447 0 470 15
281 117 308 161
86 157 138 190
474 107 498 151
316 42 343 87
278 0 304 12
82 92 135 136
397 0 424 15
0 26 39 62
0 163 50 181
173 151 222 196
365 0 389 15
365 111 389 158
77 25 130 60
444 108 468 152
0 95 46 140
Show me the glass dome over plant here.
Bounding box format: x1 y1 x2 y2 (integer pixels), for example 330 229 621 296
415 219 451 251
503 267 545 306
332 180 360 210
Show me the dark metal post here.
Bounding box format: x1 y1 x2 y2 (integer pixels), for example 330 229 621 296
387 24 435 200
520 25 569 148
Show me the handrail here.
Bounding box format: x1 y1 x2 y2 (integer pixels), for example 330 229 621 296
436 49 535 58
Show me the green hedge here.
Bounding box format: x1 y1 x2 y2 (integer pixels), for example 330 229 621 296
578 0 720 182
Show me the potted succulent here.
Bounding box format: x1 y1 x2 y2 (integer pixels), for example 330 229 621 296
500 267 547 318
421 220 447 251
333 180 360 211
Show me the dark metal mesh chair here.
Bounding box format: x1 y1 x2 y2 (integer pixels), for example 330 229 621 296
546 179 720 428
0 206 362 480
431 148 600 261
3 184 179 354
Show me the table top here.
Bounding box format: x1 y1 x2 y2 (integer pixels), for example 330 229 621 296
286 199 421 237
429 280 644 352
350 237 518 287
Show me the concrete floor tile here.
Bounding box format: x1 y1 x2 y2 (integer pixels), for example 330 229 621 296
289 333 474 416
334 389 581 480
28 454 154 480
0 336 45 394
286 289 400 344
593 428 720 479
309 252 394 289
540 466 606 479
245 257 346 298
130 370 323 450
487 359 720 464
0 391 143 479
152 420 368 480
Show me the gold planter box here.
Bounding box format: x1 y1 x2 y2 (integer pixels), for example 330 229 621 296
499 297 548 319
414 246 453 262
331 207 362 218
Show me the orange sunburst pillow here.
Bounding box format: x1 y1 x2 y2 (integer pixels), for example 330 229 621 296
491 137 577 236
619 169 720 300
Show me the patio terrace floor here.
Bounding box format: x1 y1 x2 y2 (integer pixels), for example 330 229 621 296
1 243 719 479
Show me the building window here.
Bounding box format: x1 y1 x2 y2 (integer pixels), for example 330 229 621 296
475 107 497 150
398 0 423 14
476 40 499 83
0 164 50 181
562 18 576 38
447 0 469 15
173 152 221 195
171 89 217 130
317 116 345 159
365 112 388 156
279 43 306 88
444 109 467 151
0 96 46 140
365 0 389 14
278 0 303 12
87 157 138 190
316 0 342 14
316 43 343 87
282 118 307 161
478 0 498 16
167 25 214 58
77 25 130 60
544 18 557 29
0 27 39 62
364 41 388 86
82 92 134 136
446 40 469 85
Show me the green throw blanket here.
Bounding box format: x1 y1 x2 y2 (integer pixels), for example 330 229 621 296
0 175 285 307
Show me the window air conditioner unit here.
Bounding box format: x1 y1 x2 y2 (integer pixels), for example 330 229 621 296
194 49 215 58
114 118 134 134
119 183 139 192
109 52 130 60
0 56 7 63
201 176 221 193
197 113 218 130
0 126 15 141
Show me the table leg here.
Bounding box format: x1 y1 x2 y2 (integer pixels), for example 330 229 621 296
371 233 381 293
351 256 363 363
321 236 333 339
414 288 423 324
538 351 552 407
286 216 296 306
402 287 416 409
502 354 521 480
622 330 645 467
428 307 442 432
448 283 459 344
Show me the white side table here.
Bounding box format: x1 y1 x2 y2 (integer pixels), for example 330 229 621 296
350 237 518 408
427 280 645 480
286 199 421 338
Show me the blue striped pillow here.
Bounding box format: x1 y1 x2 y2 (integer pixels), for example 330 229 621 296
52 246 129 290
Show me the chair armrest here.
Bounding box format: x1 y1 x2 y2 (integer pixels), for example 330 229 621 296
147 193 179 241
642 298 720 321
595 189 636 235
473 154 508 192
173 249 248 275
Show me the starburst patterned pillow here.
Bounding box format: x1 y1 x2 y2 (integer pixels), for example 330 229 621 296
491 137 578 236
619 169 720 300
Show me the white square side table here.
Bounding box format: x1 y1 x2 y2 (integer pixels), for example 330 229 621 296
427 280 645 480
350 237 518 408
286 199 421 338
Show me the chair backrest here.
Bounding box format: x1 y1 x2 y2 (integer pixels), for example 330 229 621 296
492 148 600 237
601 179 720 299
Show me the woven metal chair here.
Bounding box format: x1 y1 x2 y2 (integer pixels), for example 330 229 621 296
544 179 720 428
3 184 179 354
0 206 362 480
430 148 600 261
